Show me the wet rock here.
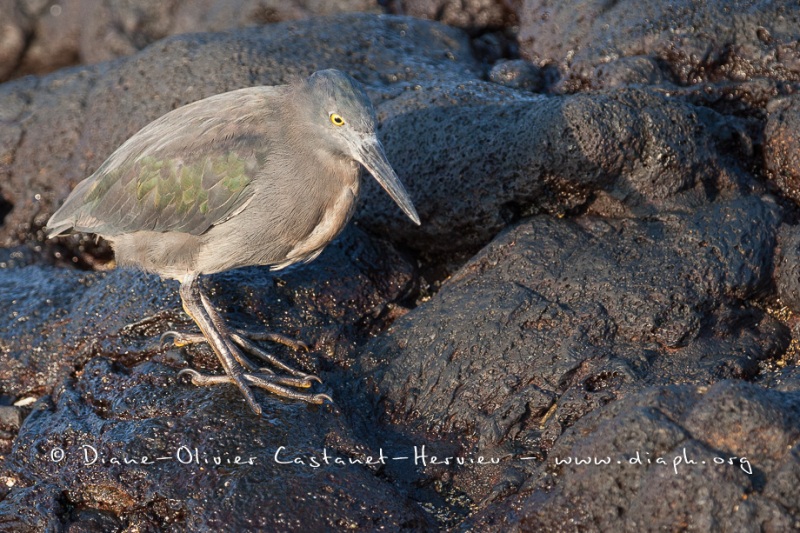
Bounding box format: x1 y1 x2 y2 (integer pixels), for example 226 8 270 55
764 94 800 204
516 0 800 90
361 83 761 259
0 358 429 530
0 225 415 402
0 0 384 82
359 194 786 504
0 65 109 249
776 224 800 312
0 483 66 532
465 380 800 531
0 224 422 527
0 261 179 401
0 13 479 248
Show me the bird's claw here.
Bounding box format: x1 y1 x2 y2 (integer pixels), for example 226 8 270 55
160 331 177 349
178 367 331 406
177 368 200 381
296 340 310 352
312 393 334 405
169 327 323 410
158 330 198 349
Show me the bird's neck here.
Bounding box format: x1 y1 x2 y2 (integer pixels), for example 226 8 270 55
281 103 359 190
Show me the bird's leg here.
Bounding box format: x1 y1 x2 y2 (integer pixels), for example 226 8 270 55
195 291 330 403
161 310 314 378
178 274 263 415
173 275 332 411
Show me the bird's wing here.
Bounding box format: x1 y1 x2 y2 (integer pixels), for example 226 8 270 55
49 87 281 237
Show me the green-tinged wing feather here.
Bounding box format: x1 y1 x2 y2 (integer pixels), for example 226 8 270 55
51 87 281 237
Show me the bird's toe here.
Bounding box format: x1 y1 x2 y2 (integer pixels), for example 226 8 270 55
177 367 201 382
161 330 201 348
312 393 334 405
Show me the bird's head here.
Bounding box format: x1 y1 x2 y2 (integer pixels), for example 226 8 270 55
301 69 420 225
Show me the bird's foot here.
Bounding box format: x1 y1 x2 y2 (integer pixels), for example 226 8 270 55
161 328 308 352
178 368 332 405
170 277 330 414
162 329 313 377
164 327 329 411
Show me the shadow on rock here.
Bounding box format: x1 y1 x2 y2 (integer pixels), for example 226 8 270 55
360 81 763 265
0 225 428 529
358 194 788 511
466 380 800 531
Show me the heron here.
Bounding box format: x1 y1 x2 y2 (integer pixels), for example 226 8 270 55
47 69 420 415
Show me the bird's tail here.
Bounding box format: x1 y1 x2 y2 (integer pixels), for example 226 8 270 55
45 217 75 238
46 175 99 237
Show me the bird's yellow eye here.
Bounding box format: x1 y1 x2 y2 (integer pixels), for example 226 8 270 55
330 113 345 126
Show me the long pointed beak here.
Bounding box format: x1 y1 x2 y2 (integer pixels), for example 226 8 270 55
357 138 421 225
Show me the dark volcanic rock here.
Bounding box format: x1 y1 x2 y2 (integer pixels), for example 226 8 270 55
0 483 67 532
0 0 81 82
0 362 429 531
488 59 545 91
392 0 518 33
0 225 423 528
776 224 800 312
465 380 800 532
0 66 106 247
590 56 668 90
0 0 384 82
517 0 800 90
765 94 800 204
80 0 384 66
0 13 479 248
359 194 786 504
361 82 762 259
0 3 26 81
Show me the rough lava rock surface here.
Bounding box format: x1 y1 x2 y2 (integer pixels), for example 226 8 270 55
0 225 423 530
358 195 788 507
363 83 762 259
0 0 384 82
517 0 800 90
465 380 800 531
2 4 800 532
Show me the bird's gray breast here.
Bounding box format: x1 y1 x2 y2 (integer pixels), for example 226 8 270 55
194 152 360 275
270 179 359 270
